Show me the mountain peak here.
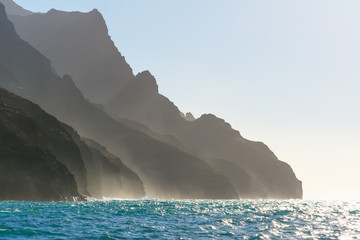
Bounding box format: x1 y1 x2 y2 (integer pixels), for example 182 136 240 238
137 70 153 78
180 112 196 121
134 71 159 94
45 8 102 18
196 114 242 138
0 0 32 16
197 114 232 128
185 112 196 121
91 8 100 14
47 8 57 14
198 113 219 122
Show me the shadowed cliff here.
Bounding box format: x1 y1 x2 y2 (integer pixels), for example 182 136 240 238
0 87 81 201
0 84 145 200
3 1 303 199
7 6 133 104
104 68 302 199
0 3 238 199
65 130 145 199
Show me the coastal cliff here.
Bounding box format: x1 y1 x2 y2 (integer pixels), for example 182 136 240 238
0 3 238 199
0 0 302 199
0 88 81 201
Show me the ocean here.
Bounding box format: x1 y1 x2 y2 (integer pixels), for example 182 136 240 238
0 199 359 239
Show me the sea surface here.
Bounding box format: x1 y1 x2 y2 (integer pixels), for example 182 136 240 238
0 199 359 239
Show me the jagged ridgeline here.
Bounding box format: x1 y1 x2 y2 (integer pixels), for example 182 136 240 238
0 2 238 200
0 0 302 200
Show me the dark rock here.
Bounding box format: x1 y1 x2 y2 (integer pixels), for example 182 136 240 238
0 4 238 199
64 125 145 199
8 7 133 104
0 85 88 196
0 88 82 201
4 1 303 199
83 138 145 199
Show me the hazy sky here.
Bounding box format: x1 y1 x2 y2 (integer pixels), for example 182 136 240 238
15 0 360 199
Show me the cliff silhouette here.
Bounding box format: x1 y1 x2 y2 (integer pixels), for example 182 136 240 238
0 89 80 201
8 7 133 104
0 83 144 200
0 2 238 199
0 0 302 199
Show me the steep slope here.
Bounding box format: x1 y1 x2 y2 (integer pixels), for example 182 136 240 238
0 88 81 201
0 0 32 16
111 79 302 198
64 129 145 199
82 138 145 199
5 2 302 198
0 84 145 199
108 71 302 198
8 7 133 104
0 4 238 199
0 83 88 196
180 114 302 199
108 71 184 132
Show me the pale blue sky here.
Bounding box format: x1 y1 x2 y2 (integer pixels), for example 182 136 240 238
15 0 360 199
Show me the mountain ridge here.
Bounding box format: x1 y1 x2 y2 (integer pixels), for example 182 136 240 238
0 1 302 199
0 87 82 201
0 0 31 16
0 3 239 199
7 5 134 104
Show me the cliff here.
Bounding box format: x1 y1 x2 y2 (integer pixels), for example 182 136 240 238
3 0 303 199
64 129 145 199
0 87 81 201
0 3 238 199
0 83 146 199
8 7 133 104
108 72 302 198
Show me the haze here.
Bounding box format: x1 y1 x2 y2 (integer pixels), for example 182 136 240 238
15 0 360 199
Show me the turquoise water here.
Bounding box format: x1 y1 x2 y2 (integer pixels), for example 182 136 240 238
0 200 359 239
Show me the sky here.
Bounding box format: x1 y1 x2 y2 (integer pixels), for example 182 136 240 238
15 0 360 200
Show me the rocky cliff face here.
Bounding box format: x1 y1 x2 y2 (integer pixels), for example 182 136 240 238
0 83 146 199
107 70 302 198
108 71 184 132
0 62 88 196
64 128 145 199
3 0 303 199
0 87 81 201
181 114 303 199
8 7 133 104
0 3 238 199
0 3 146 200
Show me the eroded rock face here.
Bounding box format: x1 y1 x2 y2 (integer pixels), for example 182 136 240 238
4 0 303 199
0 3 238 199
0 88 81 201
8 7 133 104
0 86 88 196
181 114 303 199
107 71 302 199
64 127 146 199
0 77 145 201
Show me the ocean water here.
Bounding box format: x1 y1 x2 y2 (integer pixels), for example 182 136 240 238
0 200 359 239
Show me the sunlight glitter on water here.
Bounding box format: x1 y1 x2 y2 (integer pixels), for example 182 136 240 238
0 200 359 239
